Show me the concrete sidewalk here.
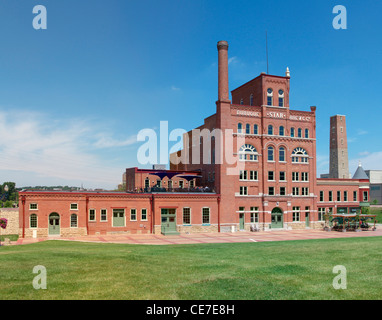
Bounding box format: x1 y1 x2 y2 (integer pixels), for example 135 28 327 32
13 228 382 246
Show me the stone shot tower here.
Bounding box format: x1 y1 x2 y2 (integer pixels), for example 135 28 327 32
329 115 350 179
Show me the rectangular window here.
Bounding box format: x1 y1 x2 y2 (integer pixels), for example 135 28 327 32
343 191 348 202
353 191 357 201
279 171 286 181
337 191 341 202
183 208 191 225
279 97 284 107
70 203 78 210
268 171 274 181
292 187 299 196
268 187 275 196
89 209 96 221
250 171 258 180
301 187 309 196
320 191 324 202
253 124 258 135
363 191 368 202
239 170 248 180
130 209 137 221
141 208 147 221
179 180 184 188
329 191 333 202
202 208 210 224
280 187 286 196
101 209 107 221
71 214 78 228
292 172 299 181
301 172 308 181
267 96 272 106
29 203 38 210
250 207 259 223
30 214 37 228
239 186 248 195
293 207 300 222
318 208 325 221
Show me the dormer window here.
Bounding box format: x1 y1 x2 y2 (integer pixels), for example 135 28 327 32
278 90 284 107
267 88 273 106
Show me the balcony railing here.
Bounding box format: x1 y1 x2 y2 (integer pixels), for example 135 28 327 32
128 186 216 194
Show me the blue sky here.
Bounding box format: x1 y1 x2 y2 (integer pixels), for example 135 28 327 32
0 0 381 189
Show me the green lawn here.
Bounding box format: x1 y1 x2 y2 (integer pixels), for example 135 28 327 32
0 237 381 300
370 207 382 223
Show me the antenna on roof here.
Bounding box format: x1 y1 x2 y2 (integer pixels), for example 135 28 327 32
266 31 269 74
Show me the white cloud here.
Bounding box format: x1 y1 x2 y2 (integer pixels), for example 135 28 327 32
0 110 133 189
349 151 382 173
228 56 239 65
171 85 181 91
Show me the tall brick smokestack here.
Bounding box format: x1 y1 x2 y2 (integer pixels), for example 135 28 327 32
217 41 229 102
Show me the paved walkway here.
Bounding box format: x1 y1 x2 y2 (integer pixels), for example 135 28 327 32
13 228 382 246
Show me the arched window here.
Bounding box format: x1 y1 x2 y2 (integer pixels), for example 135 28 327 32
250 94 254 106
238 123 243 134
268 125 274 135
305 128 309 138
253 124 259 135
292 147 309 163
278 90 284 107
297 128 302 138
291 127 295 137
268 146 274 161
245 123 250 134
279 147 286 162
267 88 273 106
30 214 37 228
279 126 285 136
71 214 78 228
239 144 258 161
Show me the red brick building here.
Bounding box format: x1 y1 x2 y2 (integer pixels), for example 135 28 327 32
18 41 370 238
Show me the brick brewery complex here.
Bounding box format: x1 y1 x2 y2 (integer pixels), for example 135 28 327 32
18 41 370 238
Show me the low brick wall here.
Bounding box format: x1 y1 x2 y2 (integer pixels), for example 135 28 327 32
0 208 19 235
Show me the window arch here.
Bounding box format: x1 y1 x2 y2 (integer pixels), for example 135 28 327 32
253 124 259 135
238 123 243 134
245 123 250 134
297 128 302 138
279 126 285 136
239 144 258 161
278 90 284 107
305 128 309 138
267 88 273 106
268 125 274 135
71 214 78 228
292 147 309 163
30 214 37 228
268 146 274 161
279 147 286 162
291 127 295 137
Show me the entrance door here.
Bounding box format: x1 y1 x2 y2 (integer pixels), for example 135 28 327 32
271 208 283 229
49 213 60 236
305 212 310 227
161 209 179 235
239 213 245 230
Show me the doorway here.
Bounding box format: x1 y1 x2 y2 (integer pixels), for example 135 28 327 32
161 208 179 235
271 208 283 229
49 213 60 236
239 213 245 230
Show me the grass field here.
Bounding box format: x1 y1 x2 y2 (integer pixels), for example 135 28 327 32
0 237 381 300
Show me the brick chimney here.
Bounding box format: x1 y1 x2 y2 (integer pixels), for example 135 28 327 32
217 41 230 102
